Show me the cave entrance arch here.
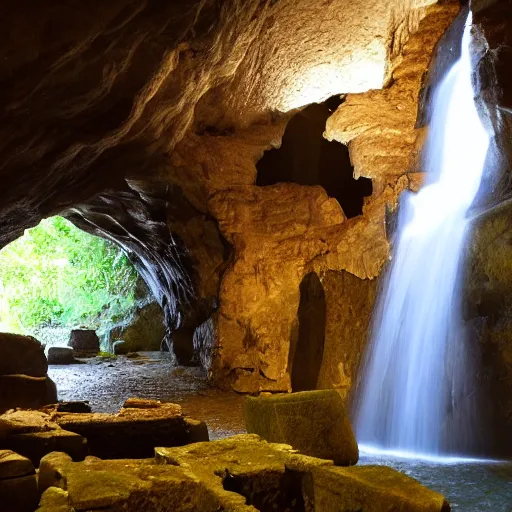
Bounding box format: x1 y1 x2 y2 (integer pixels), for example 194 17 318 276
256 97 372 218
291 272 326 392
0 215 160 351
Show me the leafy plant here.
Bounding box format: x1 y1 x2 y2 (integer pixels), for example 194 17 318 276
0 216 138 332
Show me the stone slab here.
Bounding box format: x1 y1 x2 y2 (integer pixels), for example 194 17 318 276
244 389 359 465
0 449 34 479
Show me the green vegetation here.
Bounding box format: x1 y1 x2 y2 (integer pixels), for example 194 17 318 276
0 216 138 334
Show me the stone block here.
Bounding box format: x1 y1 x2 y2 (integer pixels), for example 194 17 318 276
53 399 209 459
113 340 129 355
47 346 75 365
0 473 39 512
34 435 449 512
68 329 99 354
0 375 57 414
244 389 359 465
304 464 450 512
0 332 47 377
0 449 34 479
2 430 88 466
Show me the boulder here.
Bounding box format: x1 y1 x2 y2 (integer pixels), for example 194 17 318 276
0 450 34 479
0 332 47 377
0 375 57 413
0 473 39 512
244 389 359 465
47 347 75 365
37 434 448 512
3 430 87 466
0 410 87 466
110 302 165 353
0 399 208 462
55 401 91 413
0 449 38 512
68 330 100 355
112 340 129 355
53 399 209 459
305 465 450 511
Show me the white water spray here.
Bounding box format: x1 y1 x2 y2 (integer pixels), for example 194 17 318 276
355 12 490 456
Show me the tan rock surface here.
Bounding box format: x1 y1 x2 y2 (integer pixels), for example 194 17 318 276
36 435 449 511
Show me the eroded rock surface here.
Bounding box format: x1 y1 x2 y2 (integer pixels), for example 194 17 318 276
0 399 208 465
36 435 449 512
244 390 359 466
0 0 463 394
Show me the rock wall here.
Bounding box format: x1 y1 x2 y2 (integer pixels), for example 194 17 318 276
0 0 464 394
461 0 512 456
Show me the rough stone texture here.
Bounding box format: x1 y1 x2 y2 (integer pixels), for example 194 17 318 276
305 465 450 512
0 449 34 479
47 347 76 365
0 410 87 465
463 200 512 456
36 435 449 512
317 270 378 401
68 330 100 355
0 449 38 512
51 398 209 459
0 399 208 464
109 302 166 353
244 390 359 466
0 0 461 392
0 332 48 377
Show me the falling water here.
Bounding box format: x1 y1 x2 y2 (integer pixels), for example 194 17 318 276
355 12 490 457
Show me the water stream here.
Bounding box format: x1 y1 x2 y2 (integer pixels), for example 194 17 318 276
355 12 490 457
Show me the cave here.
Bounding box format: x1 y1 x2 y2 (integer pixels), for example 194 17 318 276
0 215 162 353
0 1 511 511
256 98 373 218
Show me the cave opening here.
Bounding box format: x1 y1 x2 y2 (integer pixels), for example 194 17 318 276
0 215 153 351
256 97 373 218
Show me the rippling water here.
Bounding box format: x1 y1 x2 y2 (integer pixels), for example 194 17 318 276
360 452 512 511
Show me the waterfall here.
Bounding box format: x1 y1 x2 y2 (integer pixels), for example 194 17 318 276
355 11 490 457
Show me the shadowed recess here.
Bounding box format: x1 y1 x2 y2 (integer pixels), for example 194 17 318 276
256 98 372 219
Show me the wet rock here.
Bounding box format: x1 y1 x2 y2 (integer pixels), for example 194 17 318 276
0 375 57 413
47 347 75 365
305 464 450 511
244 389 359 465
0 332 47 377
113 340 129 355
68 330 99 355
463 200 512 456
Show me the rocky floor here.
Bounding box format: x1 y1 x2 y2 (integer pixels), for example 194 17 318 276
48 353 512 511
47 352 246 440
